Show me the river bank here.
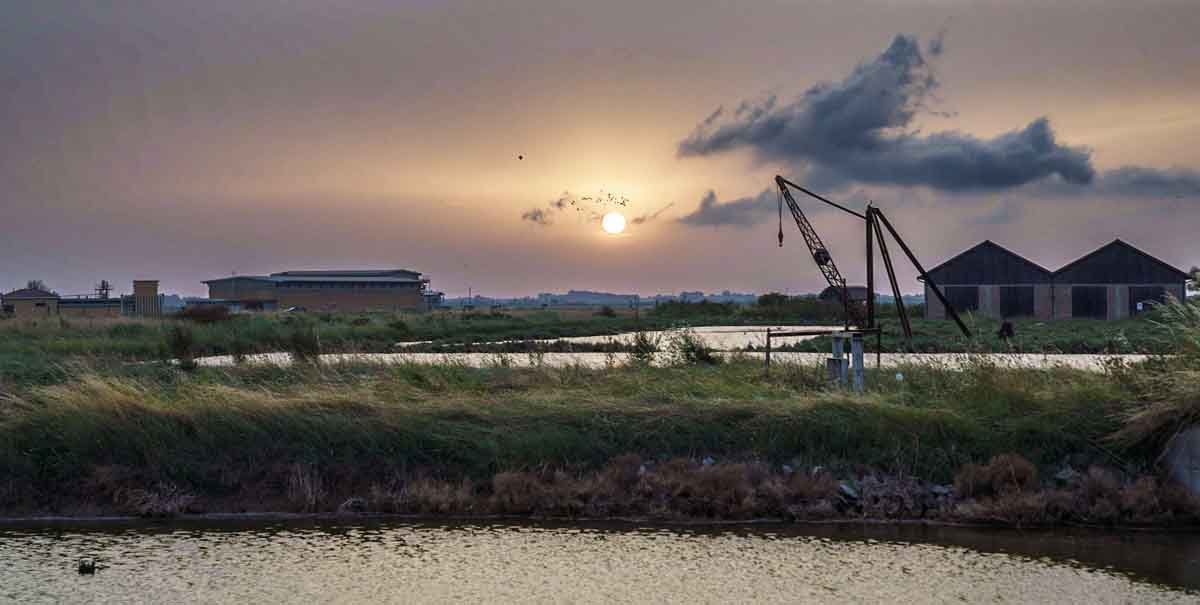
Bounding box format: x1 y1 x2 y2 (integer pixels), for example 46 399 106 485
2 356 1197 525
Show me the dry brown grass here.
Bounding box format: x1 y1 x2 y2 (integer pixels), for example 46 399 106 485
954 454 1039 498
955 463 1200 527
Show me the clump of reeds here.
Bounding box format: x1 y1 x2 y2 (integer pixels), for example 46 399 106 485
666 328 720 365
164 325 197 371
285 322 322 364
287 463 326 512
1109 297 1200 451
629 330 660 365
120 482 197 517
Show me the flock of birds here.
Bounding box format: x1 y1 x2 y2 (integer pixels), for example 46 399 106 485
517 153 661 228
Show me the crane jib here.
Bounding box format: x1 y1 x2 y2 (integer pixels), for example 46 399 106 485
775 177 863 327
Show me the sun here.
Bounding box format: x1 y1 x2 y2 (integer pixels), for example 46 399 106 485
601 212 626 234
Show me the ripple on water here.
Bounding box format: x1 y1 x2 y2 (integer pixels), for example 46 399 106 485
1 522 1196 604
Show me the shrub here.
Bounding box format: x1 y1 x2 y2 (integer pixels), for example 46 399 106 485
954 453 1038 498
165 325 197 371
286 323 322 363
630 330 660 365
388 319 412 337
667 328 720 366
594 305 617 318
175 305 232 323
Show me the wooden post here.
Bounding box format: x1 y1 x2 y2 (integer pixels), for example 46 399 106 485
764 328 772 375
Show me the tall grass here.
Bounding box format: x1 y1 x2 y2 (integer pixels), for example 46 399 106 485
1109 298 1200 452
0 357 1142 513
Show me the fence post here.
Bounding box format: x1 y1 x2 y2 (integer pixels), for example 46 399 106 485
764 328 772 375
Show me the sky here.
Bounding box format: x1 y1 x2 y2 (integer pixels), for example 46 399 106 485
2 1 1198 298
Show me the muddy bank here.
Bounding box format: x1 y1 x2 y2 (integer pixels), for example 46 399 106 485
7 454 1197 529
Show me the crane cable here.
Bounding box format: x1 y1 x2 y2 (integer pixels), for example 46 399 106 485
777 189 784 247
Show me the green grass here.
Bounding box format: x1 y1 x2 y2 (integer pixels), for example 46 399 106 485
1 299 1198 516
776 314 1177 354
0 357 1145 512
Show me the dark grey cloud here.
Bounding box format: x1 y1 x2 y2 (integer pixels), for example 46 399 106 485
677 190 774 227
521 208 552 226
1035 166 1200 199
630 202 675 225
678 34 1096 192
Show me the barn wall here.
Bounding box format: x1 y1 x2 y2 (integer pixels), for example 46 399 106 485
1034 285 1053 320
1053 285 1072 319
924 284 945 319
1107 286 1124 320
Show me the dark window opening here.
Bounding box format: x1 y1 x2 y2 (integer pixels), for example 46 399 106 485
1129 286 1168 315
999 286 1035 318
944 286 979 314
1072 286 1108 319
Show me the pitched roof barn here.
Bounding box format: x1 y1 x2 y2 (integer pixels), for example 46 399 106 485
1053 239 1188 284
925 240 1052 285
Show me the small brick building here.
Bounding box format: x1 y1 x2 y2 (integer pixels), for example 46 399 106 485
1 288 60 317
924 239 1187 321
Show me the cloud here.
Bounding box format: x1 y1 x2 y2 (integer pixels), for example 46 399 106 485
678 34 1096 192
1034 166 1200 199
630 202 675 225
677 190 775 227
521 208 552 226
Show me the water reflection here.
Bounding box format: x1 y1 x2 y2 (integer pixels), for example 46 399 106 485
1 520 1196 603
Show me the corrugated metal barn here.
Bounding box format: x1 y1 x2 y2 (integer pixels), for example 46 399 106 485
924 239 1187 321
923 240 1053 320
1052 240 1188 320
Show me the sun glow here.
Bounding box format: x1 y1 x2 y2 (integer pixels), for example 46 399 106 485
601 212 626 234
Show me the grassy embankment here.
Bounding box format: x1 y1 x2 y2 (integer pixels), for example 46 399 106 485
0 304 804 383
0 300 1197 524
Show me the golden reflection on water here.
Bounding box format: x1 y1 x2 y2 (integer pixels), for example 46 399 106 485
1 523 1195 604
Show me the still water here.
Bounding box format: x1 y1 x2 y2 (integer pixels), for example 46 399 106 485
2 520 1197 603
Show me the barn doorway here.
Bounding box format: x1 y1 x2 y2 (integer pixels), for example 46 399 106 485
944 286 979 314
1072 286 1108 319
1129 286 1168 315
999 286 1035 318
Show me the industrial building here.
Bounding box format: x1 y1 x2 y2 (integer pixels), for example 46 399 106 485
203 269 436 312
1 280 163 319
924 239 1187 320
